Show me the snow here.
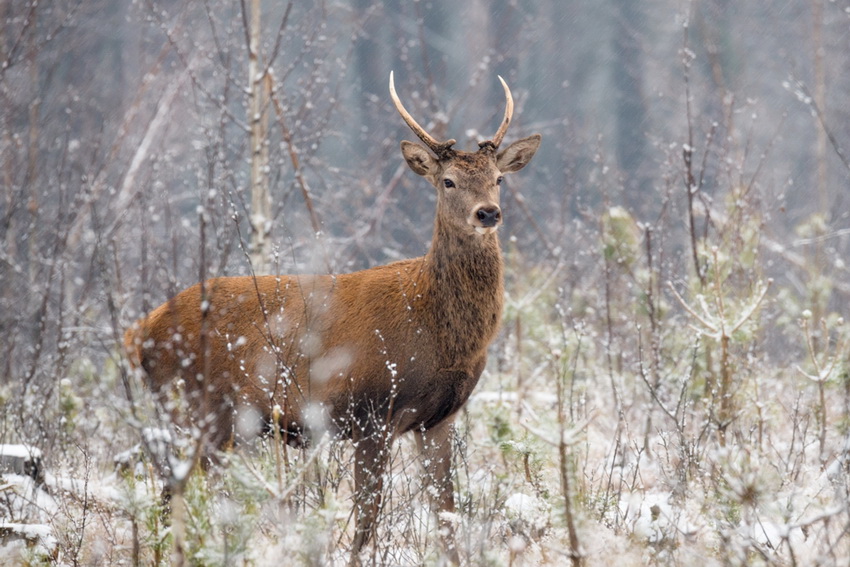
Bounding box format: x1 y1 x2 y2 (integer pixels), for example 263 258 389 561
470 390 558 406
0 522 57 562
171 459 193 482
0 523 54 540
503 492 550 536
0 445 42 461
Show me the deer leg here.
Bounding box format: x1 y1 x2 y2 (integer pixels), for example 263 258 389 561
349 425 391 564
415 417 460 564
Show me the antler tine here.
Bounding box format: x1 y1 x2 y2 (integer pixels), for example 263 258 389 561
490 75 514 148
389 71 456 155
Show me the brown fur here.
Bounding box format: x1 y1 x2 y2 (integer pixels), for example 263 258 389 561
125 84 540 562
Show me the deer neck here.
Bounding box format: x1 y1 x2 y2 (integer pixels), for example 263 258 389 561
421 216 505 359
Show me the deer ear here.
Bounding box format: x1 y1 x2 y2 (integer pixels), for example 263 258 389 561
401 141 439 177
497 134 541 173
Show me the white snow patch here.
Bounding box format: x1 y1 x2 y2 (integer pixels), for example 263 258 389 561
0 445 42 461
171 459 193 482
503 492 550 536
0 522 57 560
469 390 558 406
621 491 699 546
741 519 805 551
0 474 56 521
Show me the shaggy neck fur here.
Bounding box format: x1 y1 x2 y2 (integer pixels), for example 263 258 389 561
420 215 504 363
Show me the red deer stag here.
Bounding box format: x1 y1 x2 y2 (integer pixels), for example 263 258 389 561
125 72 541 562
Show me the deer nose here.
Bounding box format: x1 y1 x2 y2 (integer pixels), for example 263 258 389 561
476 206 501 228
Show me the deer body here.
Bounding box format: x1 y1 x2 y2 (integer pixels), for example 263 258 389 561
126 73 540 562
136 240 501 445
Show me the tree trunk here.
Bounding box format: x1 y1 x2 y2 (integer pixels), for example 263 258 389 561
248 0 271 273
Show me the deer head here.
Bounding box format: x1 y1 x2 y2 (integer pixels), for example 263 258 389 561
389 72 541 238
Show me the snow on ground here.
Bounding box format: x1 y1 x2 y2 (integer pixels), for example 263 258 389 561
4 356 850 566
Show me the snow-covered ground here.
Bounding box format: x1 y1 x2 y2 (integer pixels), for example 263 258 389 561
5 359 847 567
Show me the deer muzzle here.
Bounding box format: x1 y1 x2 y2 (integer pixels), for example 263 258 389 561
475 206 501 228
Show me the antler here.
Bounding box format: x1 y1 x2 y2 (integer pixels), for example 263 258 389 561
490 76 514 148
389 71 456 155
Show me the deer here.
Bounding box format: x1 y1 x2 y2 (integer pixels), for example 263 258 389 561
124 71 541 563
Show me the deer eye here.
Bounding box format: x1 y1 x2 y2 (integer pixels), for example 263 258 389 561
443 178 455 189
496 176 504 185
